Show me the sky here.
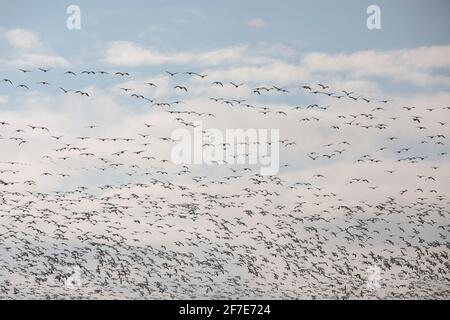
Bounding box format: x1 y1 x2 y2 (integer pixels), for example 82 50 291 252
1 1 450 60
0 0 449 95
0 0 449 299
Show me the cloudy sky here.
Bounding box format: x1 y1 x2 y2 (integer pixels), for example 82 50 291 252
0 0 449 299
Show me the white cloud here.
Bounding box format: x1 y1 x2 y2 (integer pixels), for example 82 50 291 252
1 28 41 49
104 42 450 89
247 19 266 29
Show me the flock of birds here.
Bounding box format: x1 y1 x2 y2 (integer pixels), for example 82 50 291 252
0 67 449 299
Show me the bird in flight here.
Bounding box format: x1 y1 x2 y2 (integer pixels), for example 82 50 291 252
230 82 244 88
18 68 32 73
59 87 72 93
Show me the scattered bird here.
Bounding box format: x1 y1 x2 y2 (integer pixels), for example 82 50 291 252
0 66 447 301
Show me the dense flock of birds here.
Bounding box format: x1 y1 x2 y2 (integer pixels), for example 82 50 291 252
0 67 449 299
